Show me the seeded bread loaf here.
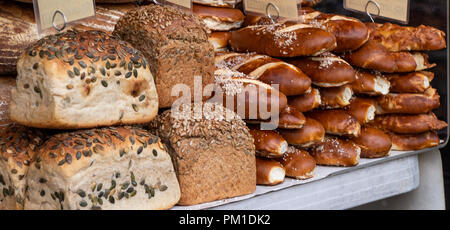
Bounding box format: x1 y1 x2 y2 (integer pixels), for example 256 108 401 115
0 77 15 126
0 124 45 210
0 1 138 75
113 4 215 108
148 103 256 206
24 126 180 210
9 30 158 129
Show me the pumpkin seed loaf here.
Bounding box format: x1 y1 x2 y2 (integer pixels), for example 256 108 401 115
113 4 215 108
148 103 256 206
0 124 45 210
24 126 180 210
9 30 158 129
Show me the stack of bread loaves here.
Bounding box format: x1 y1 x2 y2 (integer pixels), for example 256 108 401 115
0 28 184 210
354 23 448 151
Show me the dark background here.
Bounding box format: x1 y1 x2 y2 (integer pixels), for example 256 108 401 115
314 0 449 208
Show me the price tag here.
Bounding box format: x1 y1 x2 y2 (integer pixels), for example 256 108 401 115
156 0 192 10
33 0 96 34
243 0 299 20
344 0 410 24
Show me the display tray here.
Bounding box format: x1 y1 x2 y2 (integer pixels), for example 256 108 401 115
172 144 440 210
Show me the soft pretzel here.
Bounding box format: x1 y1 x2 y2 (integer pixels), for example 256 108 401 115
229 22 337 57
351 127 392 158
309 136 360 167
389 131 440 151
246 105 307 129
209 32 231 51
212 68 288 120
346 97 376 124
386 71 434 94
366 22 446 52
248 127 288 158
277 146 316 180
288 88 321 113
193 4 244 31
319 84 354 109
288 52 356 87
256 157 286 186
352 70 390 96
371 112 448 134
307 109 361 137
215 52 312 96
278 117 325 148
375 87 440 114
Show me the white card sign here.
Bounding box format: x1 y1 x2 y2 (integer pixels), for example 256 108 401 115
344 0 410 24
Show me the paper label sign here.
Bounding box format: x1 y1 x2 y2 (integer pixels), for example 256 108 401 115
244 0 299 19
165 0 192 9
344 0 410 23
33 0 95 33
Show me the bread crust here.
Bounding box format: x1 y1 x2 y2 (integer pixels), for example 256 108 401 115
319 84 354 109
389 131 440 151
248 127 288 158
193 0 242 8
0 77 15 126
386 71 434 94
209 32 231 51
352 70 390 96
288 88 321 113
350 127 392 158
246 105 306 129
193 4 244 31
346 97 376 124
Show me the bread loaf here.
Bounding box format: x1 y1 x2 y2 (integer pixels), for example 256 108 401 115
0 124 45 210
278 147 316 180
372 113 448 134
209 32 231 51
309 136 360 167
375 88 440 114
246 105 306 129
9 30 158 129
215 52 312 96
230 22 337 57
0 77 15 126
386 71 433 94
319 84 354 109
212 68 288 120
307 110 361 137
366 22 447 52
193 4 244 31
346 97 376 124
148 103 256 206
0 1 138 75
342 40 436 73
389 131 440 151
350 127 392 158
278 117 325 148
352 70 390 96
193 0 242 8
287 52 356 87
288 88 321 112
248 127 288 158
114 4 215 108
24 126 180 210
256 157 285 186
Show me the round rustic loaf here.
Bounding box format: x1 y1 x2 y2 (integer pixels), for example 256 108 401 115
148 102 256 206
9 30 158 129
24 126 180 210
0 124 46 210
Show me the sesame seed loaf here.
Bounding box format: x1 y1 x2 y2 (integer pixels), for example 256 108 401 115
0 77 15 126
148 103 256 206
113 4 215 108
0 124 45 210
9 30 158 129
24 126 180 210
0 1 138 75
